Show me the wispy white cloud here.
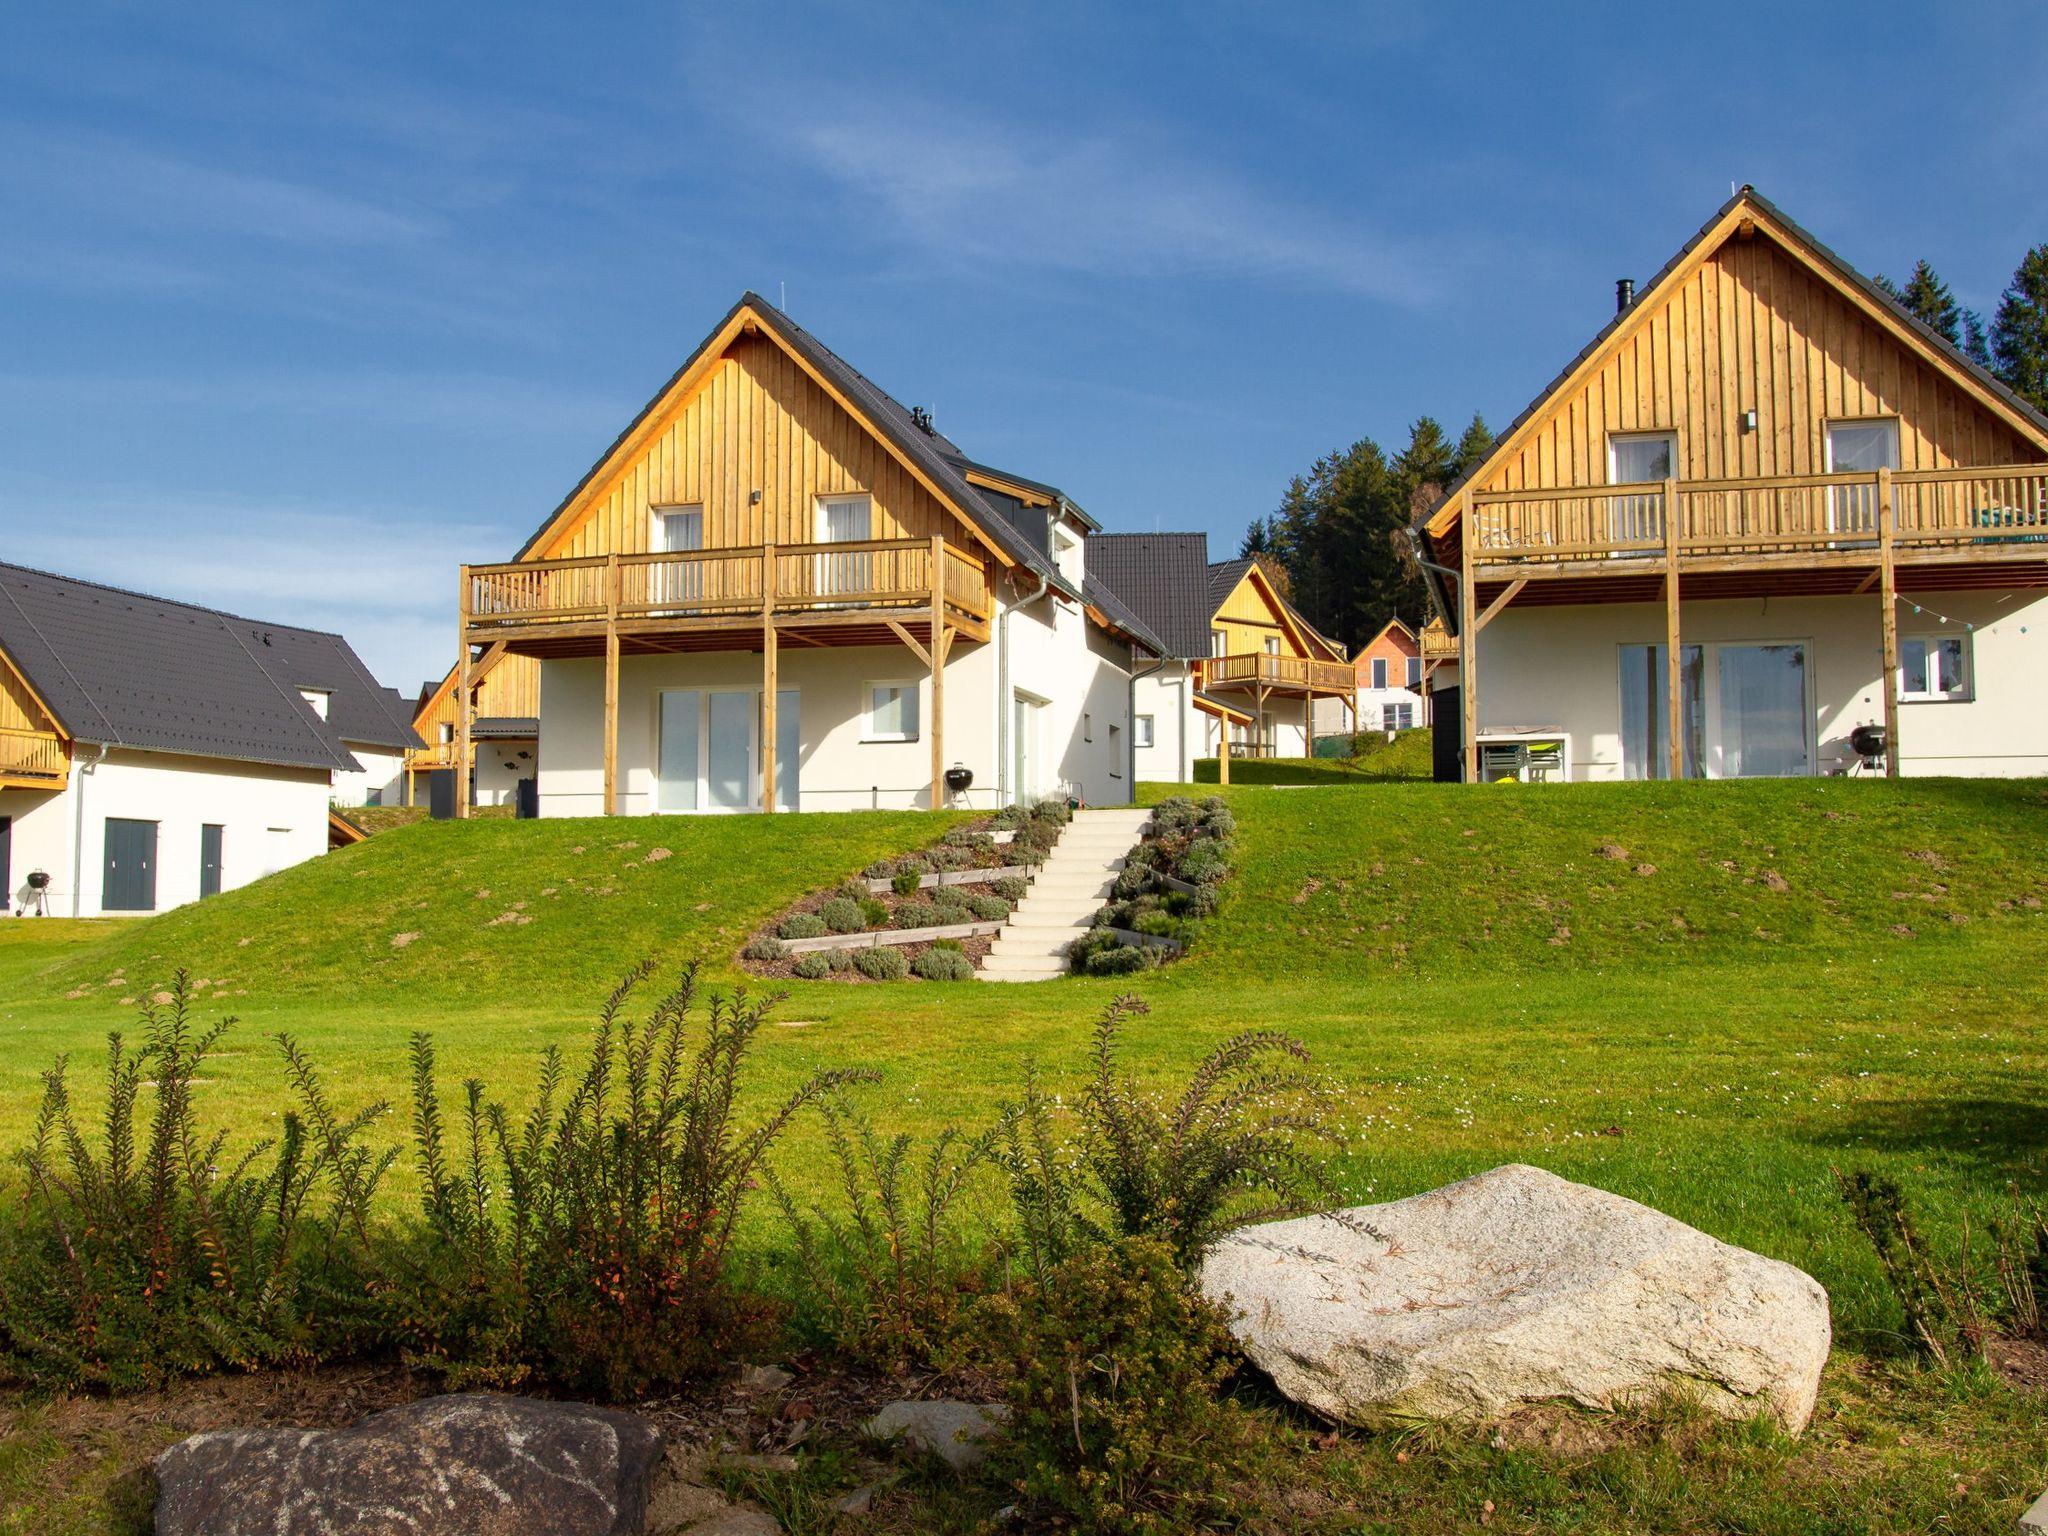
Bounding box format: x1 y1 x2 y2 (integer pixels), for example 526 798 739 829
783 105 1438 304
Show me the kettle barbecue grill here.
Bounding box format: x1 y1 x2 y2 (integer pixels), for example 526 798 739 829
1848 723 1888 774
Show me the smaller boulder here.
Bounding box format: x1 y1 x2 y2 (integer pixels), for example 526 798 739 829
865 1400 1009 1473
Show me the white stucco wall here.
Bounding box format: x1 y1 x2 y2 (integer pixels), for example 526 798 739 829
2 749 332 918
1471 587 2048 780
1133 663 1197 783
533 581 1138 817
332 744 407 807
472 738 537 808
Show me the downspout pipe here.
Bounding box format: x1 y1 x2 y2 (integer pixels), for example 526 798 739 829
70 742 111 917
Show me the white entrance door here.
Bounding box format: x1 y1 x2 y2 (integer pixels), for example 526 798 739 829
657 689 702 812
1717 644 1811 777
1012 692 1045 803
1825 421 1898 538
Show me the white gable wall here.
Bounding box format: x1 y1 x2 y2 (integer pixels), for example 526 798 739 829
3 749 332 918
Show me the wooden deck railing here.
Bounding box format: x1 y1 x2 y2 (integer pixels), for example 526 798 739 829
1203 653 1356 693
1467 463 2048 567
465 538 991 632
0 727 67 781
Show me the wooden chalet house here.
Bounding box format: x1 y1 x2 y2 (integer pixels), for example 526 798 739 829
1314 617 1427 736
1411 187 2048 783
406 650 540 813
0 561 415 915
1089 535 1353 780
452 294 1163 818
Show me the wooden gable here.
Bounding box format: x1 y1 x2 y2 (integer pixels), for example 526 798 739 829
413 650 540 746
530 312 997 564
1431 193 2048 536
0 641 68 786
1210 564 1345 661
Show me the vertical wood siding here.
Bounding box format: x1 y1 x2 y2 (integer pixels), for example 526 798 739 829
543 333 963 559
415 652 541 743
0 650 57 736
1211 575 1311 657
1481 232 2034 494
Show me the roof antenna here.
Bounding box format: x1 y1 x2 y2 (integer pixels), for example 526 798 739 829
779 280 786 310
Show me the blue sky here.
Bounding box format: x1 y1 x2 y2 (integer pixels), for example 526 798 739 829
4 3 2044 690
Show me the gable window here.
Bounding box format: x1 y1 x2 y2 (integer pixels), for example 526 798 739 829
1371 658 1389 690
865 681 920 741
1900 633 1970 702
1211 628 1228 658
1406 656 1422 688
1134 714 1155 749
1825 419 1900 535
438 722 454 747
1607 431 1678 545
299 688 330 720
1263 635 1281 657
816 493 874 599
651 504 704 606
1052 525 1082 585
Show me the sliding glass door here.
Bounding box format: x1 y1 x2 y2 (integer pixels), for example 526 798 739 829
1619 643 1703 779
657 688 800 812
1718 645 1810 778
1617 641 1811 780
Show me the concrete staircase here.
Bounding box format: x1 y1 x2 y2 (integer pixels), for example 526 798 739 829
978 807 1153 983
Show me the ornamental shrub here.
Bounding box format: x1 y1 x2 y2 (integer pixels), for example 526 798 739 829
1199 795 1227 813
891 869 925 897
741 934 787 963
1112 864 1154 901
817 897 866 935
912 947 974 982
1085 945 1154 977
859 896 891 928
777 912 829 941
966 892 1011 922
1174 839 1227 886
991 876 1028 902
962 1235 1256 1535
1133 910 1178 939
925 843 970 872
826 947 857 972
792 952 833 981
894 900 943 931
861 858 897 879
852 945 909 981
1199 807 1236 839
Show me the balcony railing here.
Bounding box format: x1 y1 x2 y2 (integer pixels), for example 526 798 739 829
0 726 67 782
1203 653 1356 694
464 538 993 634
1467 463 2048 568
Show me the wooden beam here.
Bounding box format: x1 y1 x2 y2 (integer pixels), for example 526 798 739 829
601 553 620 815
1473 578 1528 633
929 535 945 810
1664 476 1684 781
456 566 473 820
885 618 931 669
761 545 779 813
1879 467 1900 779
1460 531 1478 783
1218 726 1230 785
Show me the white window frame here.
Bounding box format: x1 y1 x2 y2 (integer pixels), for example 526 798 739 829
863 680 921 742
814 493 875 602
299 688 330 720
1824 418 1900 536
1211 628 1228 658
1898 631 1972 703
438 722 454 746
1134 714 1155 749
1108 722 1122 777
1371 657 1389 690
1607 430 1678 547
1405 655 1422 689
1263 634 1282 657
1617 637 1817 779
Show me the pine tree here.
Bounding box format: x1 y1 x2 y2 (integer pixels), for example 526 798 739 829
1962 309 1993 369
1237 519 1271 558
1878 260 1963 345
1453 413 1496 479
1991 243 2048 413
1394 416 1456 496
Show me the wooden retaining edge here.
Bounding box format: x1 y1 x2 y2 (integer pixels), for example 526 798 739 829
1151 870 1210 897
782 920 1007 955
863 864 1035 894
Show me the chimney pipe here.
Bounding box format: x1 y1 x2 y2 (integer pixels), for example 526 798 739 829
1616 278 1635 314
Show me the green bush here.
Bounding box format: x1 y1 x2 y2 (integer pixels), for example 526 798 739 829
1198 795 1227 813
1086 945 1155 977
0 976 388 1388
792 952 833 981
894 900 944 931
816 897 866 935
962 1236 1255 1534
1200 807 1237 839
394 965 870 1397
1174 838 1227 885
925 843 970 871
826 947 857 972
861 858 897 879
1132 910 1179 939
991 875 1028 902
852 945 910 981
966 892 1011 922
1113 864 1155 901
859 896 891 927
741 934 788 963
777 912 829 940
912 947 974 982
891 869 925 897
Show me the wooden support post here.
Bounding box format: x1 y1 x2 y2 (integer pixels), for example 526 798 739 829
1218 726 1231 785
761 544 778 813
456 566 473 820
929 535 946 810
1878 467 1900 779
1664 475 1683 781
1459 518 1478 783
601 553 620 816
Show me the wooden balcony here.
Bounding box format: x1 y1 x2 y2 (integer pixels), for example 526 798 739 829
462 537 992 656
0 726 67 789
1202 652 1356 697
1466 463 2048 579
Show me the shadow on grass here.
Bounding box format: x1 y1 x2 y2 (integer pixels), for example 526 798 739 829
1808 1097 2048 1173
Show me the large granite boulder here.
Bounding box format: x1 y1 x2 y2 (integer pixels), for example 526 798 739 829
154 1393 663 1536
1200 1164 1830 1433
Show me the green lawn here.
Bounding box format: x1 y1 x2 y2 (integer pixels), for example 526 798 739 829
2 777 2045 1531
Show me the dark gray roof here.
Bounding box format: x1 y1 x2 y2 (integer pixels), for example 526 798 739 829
0 561 421 772
1080 574 1165 657
1086 533 1215 659
513 292 1103 609
1206 558 1254 615
472 716 539 738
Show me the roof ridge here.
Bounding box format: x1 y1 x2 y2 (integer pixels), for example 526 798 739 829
219 617 356 772
0 577 124 745
0 558 353 644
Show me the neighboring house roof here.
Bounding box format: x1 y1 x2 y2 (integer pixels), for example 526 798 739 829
1204 557 1348 661
0 560 419 773
1079 574 1166 658
471 716 540 739
511 291 1114 615
1412 186 2048 635
1192 690 1254 724
1086 533 1216 659
1361 617 1419 653
1205 557 1254 616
